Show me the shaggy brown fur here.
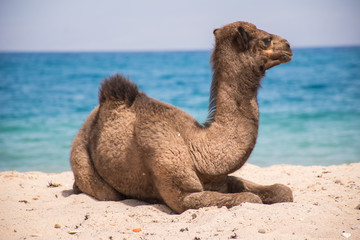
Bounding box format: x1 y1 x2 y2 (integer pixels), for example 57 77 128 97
70 21 294 213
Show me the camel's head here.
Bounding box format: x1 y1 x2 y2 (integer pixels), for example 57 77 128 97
213 21 293 71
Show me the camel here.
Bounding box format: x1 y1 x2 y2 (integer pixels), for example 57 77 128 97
70 21 294 213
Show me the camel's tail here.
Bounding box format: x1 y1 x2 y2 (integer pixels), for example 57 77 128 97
98 74 140 106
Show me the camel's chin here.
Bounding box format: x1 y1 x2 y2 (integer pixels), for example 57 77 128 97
279 52 293 63
282 54 292 63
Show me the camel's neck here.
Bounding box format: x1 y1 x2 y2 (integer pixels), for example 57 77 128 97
208 71 260 125
193 53 264 177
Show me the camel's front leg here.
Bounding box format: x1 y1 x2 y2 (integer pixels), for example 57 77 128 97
151 158 262 213
226 176 293 204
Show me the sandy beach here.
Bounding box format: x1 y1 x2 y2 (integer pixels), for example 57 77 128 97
1 163 359 239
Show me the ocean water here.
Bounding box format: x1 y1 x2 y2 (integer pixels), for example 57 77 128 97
0 48 359 172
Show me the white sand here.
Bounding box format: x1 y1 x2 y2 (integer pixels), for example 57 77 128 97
1 163 359 239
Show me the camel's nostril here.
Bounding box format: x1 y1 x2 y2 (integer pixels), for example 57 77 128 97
281 40 290 49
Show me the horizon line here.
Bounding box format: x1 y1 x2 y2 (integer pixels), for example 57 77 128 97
1 45 360 54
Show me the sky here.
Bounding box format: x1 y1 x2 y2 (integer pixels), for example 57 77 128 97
0 0 359 52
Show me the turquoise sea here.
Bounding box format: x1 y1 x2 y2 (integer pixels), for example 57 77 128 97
0 48 359 172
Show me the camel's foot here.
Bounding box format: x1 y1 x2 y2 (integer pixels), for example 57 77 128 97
72 178 123 201
73 182 82 194
226 176 293 204
177 191 262 213
258 184 293 204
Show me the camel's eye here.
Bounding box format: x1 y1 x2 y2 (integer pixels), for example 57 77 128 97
262 37 272 48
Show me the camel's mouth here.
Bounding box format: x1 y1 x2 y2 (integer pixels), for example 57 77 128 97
262 48 293 63
281 49 293 63
262 47 293 70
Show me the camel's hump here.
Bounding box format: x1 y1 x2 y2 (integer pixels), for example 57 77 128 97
98 74 140 106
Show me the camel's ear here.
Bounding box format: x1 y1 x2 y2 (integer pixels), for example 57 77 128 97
236 26 249 51
213 28 219 36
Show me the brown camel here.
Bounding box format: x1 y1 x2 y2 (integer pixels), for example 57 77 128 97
70 21 294 213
